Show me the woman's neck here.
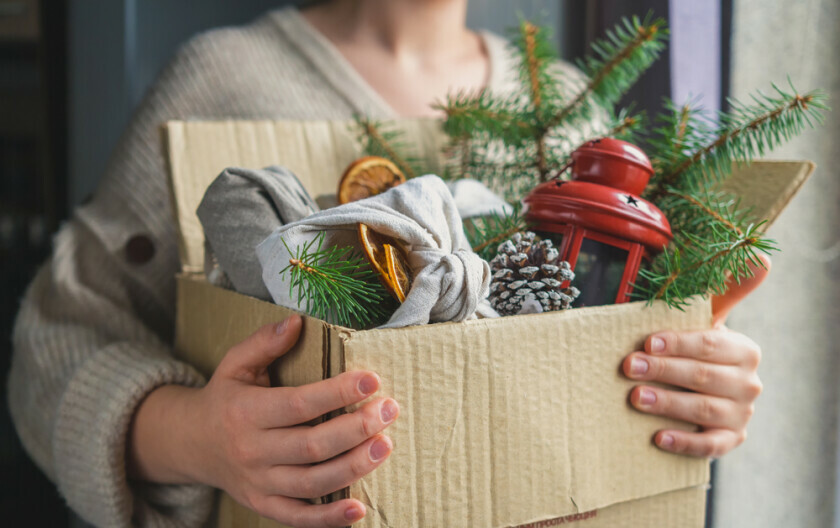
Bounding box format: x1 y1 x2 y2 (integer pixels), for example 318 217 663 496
301 0 488 117
303 0 473 63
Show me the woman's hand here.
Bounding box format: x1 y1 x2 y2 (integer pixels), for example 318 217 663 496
129 315 398 527
621 255 771 458
622 329 762 457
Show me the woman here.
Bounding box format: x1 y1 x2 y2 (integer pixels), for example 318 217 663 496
8 1 763 527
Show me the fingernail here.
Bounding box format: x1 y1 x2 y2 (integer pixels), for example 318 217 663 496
275 318 290 335
345 505 363 521
358 374 379 396
630 357 649 376
650 336 665 353
639 388 657 406
380 399 398 423
369 437 391 462
659 433 675 448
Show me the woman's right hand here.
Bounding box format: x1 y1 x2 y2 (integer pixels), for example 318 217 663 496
129 315 399 528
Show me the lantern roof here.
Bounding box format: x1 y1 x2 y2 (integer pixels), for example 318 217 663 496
571 138 654 195
524 179 672 251
524 138 672 252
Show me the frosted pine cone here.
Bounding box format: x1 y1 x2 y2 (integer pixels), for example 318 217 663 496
488 232 580 316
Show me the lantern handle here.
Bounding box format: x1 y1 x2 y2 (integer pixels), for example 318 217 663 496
548 160 574 181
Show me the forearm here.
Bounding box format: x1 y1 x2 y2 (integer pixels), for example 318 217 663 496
127 384 206 485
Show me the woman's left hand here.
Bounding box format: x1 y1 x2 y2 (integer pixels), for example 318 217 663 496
622 255 771 458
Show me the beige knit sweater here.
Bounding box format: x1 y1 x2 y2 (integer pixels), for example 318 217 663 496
8 7 595 527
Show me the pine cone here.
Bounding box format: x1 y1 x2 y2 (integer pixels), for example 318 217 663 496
488 232 580 316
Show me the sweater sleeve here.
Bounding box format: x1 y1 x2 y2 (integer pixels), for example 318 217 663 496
7 33 228 528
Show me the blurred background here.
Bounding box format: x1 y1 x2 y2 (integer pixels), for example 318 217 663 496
0 0 837 526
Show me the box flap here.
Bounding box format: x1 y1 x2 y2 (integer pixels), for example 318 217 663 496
721 160 815 230
165 119 446 273
341 298 711 528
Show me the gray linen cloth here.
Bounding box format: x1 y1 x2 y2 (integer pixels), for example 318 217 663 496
257 175 497 327
197 166 319 299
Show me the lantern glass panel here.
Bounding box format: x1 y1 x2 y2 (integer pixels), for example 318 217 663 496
535 231 563 250
572 238 628 307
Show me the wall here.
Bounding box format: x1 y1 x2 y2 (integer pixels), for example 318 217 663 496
68 0 287 207
68 0 560 208
713 1 840 527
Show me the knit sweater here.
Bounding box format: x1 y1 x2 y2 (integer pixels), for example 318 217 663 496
8 7 596 528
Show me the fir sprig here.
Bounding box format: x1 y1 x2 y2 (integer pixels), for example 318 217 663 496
550 14 668 129
354 116 422 179
437 90 533 146
280 232 393 328
465 205 528 261
636 222 777 309
647 82 828 199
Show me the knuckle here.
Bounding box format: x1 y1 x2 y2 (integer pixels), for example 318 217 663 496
748 376 764 399
696 398 722 424
745 343 762 369
223 401 246 430
287 392 309 423
649 356 668 380
244 493 263 518
349 455 371 479
691 363 713 389
705 437 723 458
300 434 325 463
339 377 359 407
230 439 257 467
358 411 375 438
700 332 720 361
295 476 319 499
736 430 748 446
744 403 756 421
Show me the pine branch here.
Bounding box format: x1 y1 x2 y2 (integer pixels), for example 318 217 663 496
522 21 549 179
280 232 393 328
635 216 777 308
648 83 828 200
549 14 667 129
355 116 420 179
466 206 528 261
608 109 645 141
436 91 533 146
663 189 743 237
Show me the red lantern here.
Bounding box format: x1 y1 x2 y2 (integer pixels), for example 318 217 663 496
523 138 672 307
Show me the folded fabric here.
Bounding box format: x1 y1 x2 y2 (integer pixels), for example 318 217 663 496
197 166 319 299
448 178 513 218
257 175 497 328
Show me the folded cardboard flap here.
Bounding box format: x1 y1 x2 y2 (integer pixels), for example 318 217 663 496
165 119 814 527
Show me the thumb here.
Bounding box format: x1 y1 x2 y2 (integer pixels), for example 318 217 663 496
711 254 772 327
218 315 303 383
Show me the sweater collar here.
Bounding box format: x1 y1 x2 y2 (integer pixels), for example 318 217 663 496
270 6 512 119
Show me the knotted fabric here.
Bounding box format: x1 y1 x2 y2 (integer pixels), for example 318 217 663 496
257 175 496 327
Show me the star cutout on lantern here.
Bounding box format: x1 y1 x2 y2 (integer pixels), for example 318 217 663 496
625 195 640 207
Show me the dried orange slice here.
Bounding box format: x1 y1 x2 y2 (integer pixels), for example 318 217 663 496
384 244 411 302
338 156 406 204
358 223 412 303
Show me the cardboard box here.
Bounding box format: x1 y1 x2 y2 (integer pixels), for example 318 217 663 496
165 119 814 528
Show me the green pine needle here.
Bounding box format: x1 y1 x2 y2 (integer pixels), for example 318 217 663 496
648 82 828 199
551 14 668 129
280 232 394 329
354 116 424 179
465 205 529 261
